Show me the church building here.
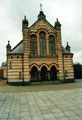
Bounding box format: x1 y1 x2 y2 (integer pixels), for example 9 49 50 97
6 8 74 85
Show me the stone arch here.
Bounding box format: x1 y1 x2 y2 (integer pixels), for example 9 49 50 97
40 63 49 71
50 65 57 80
30 66 38 82
48 33 56 37
49 63 58 71
41 66 48 81
30 34 37 38
37 28 48 34
30 63 39 71
29 32 37 36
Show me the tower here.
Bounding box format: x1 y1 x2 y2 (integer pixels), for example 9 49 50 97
66 42 71 52
54 18 64 80
6 41 11 54
22 16 31 84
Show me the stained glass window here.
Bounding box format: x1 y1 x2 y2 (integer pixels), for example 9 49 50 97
49 35 55 56
30 35 37 56
39 31 46 56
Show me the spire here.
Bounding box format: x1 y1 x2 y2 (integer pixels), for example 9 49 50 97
66 42 71 52
38 4 46 20
54 18 61 29
22 16 28 26
6 41 11 49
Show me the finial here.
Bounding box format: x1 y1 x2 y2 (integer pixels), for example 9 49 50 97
66 42 70 52
24 16 26 20
56 18 58 22
23 16 28 26
8 41 10 44
40 4 42 11
6 40 11 49
54 18 61 29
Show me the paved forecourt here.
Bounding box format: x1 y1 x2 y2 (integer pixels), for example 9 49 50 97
0 86 82 120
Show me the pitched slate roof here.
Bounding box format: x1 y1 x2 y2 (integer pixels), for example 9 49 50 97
1 62 7 69
62 46 73 55
8 40 24 55
8 39 72 55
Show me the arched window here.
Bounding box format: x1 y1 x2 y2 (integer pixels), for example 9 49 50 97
39 31 46 56
30 66 38 81
30 35 37 56
9 61 12 69
49 35 55 56
50 66 57 80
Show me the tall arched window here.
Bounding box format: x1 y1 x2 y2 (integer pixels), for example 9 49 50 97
30 35 37 56
49 35 55 56
39 31 46 56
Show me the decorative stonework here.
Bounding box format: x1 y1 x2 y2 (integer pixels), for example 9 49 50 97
5 9 74 84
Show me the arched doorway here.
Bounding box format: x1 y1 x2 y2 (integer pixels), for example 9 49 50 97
41 66 48 81
50 66 57 80
30 66 38 81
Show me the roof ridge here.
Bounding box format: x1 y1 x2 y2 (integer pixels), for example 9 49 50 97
29 19 56 33
11 40 23 52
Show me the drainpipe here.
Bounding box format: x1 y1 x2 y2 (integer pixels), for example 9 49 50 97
62 54 65 83
22 55 24 85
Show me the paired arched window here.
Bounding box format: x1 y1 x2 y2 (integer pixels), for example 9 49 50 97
39 31 46 56
30 35 37 56
30 33 55 57
49 35 55 56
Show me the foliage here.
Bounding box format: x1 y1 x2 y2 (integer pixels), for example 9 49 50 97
74 63 82 79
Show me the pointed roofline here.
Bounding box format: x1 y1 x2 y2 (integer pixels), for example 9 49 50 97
8 40 24 55
29 19 56 33
11 40 23 52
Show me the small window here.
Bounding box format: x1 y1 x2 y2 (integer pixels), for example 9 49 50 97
64 70 67 77
66 56 68 58
9 62 12 69
11 56 13 59
17 56 19 58
19 72 22 79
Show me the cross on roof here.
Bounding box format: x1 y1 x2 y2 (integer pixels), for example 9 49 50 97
40 4 42 11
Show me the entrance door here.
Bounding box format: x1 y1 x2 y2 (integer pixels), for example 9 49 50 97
30 67 38 81
50 66 57 80
41 66 48 81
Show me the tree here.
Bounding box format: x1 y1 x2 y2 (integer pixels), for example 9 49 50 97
74 63 82 79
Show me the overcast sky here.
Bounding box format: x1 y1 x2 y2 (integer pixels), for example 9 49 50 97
0 0 82 65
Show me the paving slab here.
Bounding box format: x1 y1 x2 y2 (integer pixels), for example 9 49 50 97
0 80 82 120
0 88 82 120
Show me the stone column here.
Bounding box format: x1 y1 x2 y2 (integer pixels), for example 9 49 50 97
38 71 41 81
48 71 50 80
37 34 40 56
46 33 49 56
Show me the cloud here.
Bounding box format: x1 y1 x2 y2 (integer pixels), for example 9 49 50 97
0 0 82 65
74 51 82 64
